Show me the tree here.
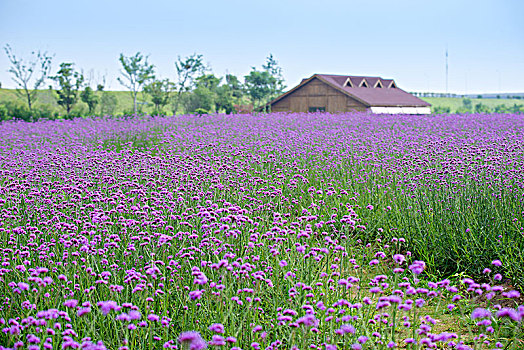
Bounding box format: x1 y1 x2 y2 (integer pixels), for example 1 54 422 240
118 52 155 115
215 85 236 114
52 63 84 117
432 106 451 114
100 93 118 116
173 54 207 113
80 86 99 115
144 79 174 114
184 86 216 114
462 98 472 111
4 44 53 113
474 103 491 114
195 74 221 91
225 74 244 98
210 74 244 114
244 69 276 110
262 54 286 99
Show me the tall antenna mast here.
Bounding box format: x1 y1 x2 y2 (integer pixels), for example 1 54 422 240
445 46 448 95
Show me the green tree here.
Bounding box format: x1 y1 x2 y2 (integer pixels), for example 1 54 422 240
225 74 244 98
244 69 276 110
173 54 207 114
474 103 491 114
80 86 99 115
184 86 216 114
100 93 118 116
118 52 155 115
144 79 174 114
52 63 84 117
4 44 53 114
493 105 507 113
215 85 236 114
262 53 286 99
195 74 221 91
462 98 472 111
432 106 451 114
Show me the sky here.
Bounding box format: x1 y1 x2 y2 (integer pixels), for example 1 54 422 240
0 0 523 94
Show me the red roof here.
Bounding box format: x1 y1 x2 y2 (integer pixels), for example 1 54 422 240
316 74 430 107
269 74 430 108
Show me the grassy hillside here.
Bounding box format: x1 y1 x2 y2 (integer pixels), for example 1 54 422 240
0 88 141 116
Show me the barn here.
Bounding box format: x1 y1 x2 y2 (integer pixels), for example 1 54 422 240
266 74 431 114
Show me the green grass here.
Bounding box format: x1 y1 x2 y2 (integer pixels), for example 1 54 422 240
421 97 524 112
0 88 143 116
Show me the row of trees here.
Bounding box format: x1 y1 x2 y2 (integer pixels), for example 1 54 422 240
1 45 286 121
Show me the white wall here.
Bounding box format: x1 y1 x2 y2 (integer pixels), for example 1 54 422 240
370 107 431 114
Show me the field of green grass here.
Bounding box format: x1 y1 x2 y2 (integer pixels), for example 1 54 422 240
0 88 138 115
421 97 523 112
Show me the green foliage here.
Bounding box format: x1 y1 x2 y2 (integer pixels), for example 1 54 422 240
3 44 53 112
262 53 286 98
118 52 155 115
244 69 276 110
33 103 58 120
144 79 174 113
99 92 118 116
194 107 209 115
432 106 451 114
423 97 524 114
80 86 99 115
225 74 243 98
474 103 491 113
52 62 84 117
0 100 31 121
462 98 472 110
173 53 207 114
243 54 285 111
0 104 7 121
215 84 236 114
184 85 216 114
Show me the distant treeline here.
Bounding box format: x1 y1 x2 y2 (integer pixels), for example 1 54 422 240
413 92 524 99
0 45 285 121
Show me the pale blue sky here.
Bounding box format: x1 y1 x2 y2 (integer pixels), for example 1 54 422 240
1 0 523 93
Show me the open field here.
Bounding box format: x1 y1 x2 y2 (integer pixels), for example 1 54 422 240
0 113 523 349
421 97 523 112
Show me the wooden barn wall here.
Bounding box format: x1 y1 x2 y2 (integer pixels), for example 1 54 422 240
270 78 368 113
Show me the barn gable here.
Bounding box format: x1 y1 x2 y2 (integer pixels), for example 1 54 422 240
271 77 367 113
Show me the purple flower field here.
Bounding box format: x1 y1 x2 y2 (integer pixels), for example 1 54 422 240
0 112 523 349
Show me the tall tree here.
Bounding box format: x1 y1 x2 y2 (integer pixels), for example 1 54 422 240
173 54 207 114
4 44 53 113
144 79 174 114
244 69 276 110
225 74 244 99
80 86 99 115
118 52 155 115
262 53 286 99
52 63 84 117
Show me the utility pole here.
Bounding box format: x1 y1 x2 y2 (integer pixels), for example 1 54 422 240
445 46 449 96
